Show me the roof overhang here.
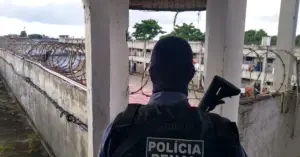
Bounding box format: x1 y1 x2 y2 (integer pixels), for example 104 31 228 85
129 0 207 11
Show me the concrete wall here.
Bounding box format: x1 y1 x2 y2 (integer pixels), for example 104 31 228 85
0 37 5 48
0 49 88 157
239 95 300 157
0 49 300 157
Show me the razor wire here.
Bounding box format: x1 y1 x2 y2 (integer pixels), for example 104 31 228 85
0 51 88 131
127 41 203 103
127 43 300 103
4 38 86 85
1 38 299 131
128 45 299 99
242 46 299 97
3 38 299 102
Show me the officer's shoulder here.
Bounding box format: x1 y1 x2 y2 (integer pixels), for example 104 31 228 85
112 104 146 125
207 112 240 137
207 112 232 123
206 113 236 132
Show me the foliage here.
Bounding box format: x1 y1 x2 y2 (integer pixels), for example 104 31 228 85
244 29 268 45
132 19 165 40
28 34 43 39
28 133 40 156
271 36 277 46
262 35 300 46
0 143 15 153
28 34 50 40
20 31 27 37
126 31 132 41
295 35 300 46
269 35 300 46
244 30 256 44
160 23 205 41
255 29 268 42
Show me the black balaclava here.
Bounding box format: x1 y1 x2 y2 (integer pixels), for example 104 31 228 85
149 36 195 95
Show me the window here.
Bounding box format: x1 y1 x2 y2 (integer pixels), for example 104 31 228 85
243 56 253 64
245 56 253 61
267 58 274 63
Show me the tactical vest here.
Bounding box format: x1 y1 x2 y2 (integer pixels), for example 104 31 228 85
107 102 241 157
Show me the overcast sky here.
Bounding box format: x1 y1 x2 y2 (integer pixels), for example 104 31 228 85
0 0 295 38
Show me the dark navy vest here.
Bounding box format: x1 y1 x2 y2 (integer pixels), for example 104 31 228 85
107 102 240 157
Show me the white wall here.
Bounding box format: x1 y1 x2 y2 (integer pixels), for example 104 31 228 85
0 49 88 157
239 95 300 157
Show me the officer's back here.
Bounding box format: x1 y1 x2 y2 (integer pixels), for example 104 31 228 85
99 36 247 157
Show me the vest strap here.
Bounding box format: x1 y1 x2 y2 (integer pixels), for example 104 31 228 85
113 104 142 128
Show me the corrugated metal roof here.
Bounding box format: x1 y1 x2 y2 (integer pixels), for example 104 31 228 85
130 0 207 11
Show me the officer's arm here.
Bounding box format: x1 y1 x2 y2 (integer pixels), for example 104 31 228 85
99 112 125 157
220 117 248 157
99 123 113 157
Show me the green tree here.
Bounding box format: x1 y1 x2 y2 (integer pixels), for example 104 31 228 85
126 31 132 41
271 36 277 46
132 19 165 40
42 34 49 39
244 30 256 44
255 29 268 43
295 35 300 46
272 35 300 46
160 23 205 41
20 31 27 37
244 29 268 45
28 34 49 39
28 34 43 39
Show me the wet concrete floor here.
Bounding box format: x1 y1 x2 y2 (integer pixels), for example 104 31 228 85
0 78 50 157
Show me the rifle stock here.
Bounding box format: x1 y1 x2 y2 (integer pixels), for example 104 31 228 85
199 75 241 112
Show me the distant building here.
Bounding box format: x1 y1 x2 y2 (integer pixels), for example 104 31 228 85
58 36 84 44
0 36 5 48
59 35 69 38
58 35 69 43
5 34 19 38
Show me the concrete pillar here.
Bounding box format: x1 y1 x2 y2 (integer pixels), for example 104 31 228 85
204 0 247 122
83 0 129 156
109 0 130 118
274 0 299 91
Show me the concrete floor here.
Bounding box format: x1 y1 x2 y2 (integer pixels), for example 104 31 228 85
0 78 50 157
128 74 203 106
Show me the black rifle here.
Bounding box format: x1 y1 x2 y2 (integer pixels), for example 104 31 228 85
199 75 241 112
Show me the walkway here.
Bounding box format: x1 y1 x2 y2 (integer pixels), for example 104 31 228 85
129 75 203 106
0 78 50 157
